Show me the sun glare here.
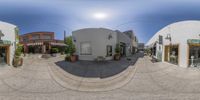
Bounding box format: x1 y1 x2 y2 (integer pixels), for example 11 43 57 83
93 12 108 20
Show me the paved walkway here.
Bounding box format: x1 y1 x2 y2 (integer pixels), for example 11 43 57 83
1 54 200 99
55 55 140 78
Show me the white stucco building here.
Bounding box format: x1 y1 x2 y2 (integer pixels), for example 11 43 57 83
72 28 136 61
0 21 18 66
146 20 200 68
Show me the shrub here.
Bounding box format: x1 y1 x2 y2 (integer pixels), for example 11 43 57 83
15 44 23 57
51 48 59 54
115 43 121 54
65 36 76 56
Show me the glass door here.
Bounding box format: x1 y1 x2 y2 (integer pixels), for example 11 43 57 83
189 46 200 67
0 46 7 65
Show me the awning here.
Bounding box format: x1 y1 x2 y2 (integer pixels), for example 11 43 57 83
27 42 43 46
50 42 67 46
187 39 200 44
0 40 11 46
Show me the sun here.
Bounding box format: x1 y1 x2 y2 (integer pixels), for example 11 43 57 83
93 12 108 20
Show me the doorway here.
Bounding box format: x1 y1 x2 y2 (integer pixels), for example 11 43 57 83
0 46 9 65
164 45 179 65
188 45 200 67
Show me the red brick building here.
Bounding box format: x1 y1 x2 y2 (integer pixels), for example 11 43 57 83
20 32 66 53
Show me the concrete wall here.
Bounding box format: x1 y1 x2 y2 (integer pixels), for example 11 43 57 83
72 28 117 61
0 21 17 65
147 20 200 68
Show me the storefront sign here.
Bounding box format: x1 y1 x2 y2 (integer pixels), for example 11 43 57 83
187 39 200 44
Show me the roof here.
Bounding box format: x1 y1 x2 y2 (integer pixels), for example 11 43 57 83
20 31 54 36
0 21 17 28
146 20 200 46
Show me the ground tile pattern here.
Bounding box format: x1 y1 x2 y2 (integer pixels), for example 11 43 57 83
1 54 200 99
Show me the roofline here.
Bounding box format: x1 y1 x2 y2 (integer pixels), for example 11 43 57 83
146 20 200 46
20 31 55 36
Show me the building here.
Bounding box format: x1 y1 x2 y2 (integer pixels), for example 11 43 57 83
146 20 200 68
138 43 144 51
72 28 136 61
0 21 19 66
123 30 138 54
20 32 66 54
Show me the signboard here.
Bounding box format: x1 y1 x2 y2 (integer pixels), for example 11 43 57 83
159 35 163 44
187 39 200 44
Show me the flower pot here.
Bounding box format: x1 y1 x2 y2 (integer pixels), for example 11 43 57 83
70 55 76 62
13 57 23 67
114 54 121 61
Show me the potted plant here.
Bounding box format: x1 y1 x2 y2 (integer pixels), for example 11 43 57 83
65 36 77 62
13 44 23 67
69 44 76 62
51 48 59 57
114 43 121 60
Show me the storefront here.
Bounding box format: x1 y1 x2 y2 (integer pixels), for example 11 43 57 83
0 39 12 66
164 44 179 65
146 20 200 68
188 39 200 67
0 21 18 66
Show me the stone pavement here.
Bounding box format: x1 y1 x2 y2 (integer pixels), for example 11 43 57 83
1 54 200 99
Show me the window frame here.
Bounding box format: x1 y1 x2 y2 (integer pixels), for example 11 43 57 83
80 42 92 55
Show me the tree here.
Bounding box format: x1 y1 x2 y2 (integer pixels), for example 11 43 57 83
65 36 76 55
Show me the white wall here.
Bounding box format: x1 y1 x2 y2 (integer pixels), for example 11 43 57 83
147 20 200 68
0 21 17 65
72 28 117 61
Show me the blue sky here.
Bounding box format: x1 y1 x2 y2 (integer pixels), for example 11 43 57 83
0 0 200 43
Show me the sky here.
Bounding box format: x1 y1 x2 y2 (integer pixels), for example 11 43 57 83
0 0 200 43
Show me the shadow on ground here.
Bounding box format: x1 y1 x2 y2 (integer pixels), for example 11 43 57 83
55 53 144 78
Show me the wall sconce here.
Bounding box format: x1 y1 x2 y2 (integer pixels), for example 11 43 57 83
108 33 113 40
165 34 171 41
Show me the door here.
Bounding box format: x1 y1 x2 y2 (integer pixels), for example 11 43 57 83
0 46 7 65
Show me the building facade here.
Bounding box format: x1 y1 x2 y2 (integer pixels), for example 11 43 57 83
123 30 138 54
0 21 19 66
138 43 144 51
20 32 66 54
72 28 136 61
146 20 200 68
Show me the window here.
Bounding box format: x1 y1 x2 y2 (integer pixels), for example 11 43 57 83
107 45 112 56
80 42 92 55
32 35 40 40
43 35 51 40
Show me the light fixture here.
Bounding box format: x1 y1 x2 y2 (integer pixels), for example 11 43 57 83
0 30 4 40
165 34 171 41
108 33 113 40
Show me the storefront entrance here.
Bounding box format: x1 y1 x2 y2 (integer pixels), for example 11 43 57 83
188 45 200 67
0 46 9 65
164 45 179 65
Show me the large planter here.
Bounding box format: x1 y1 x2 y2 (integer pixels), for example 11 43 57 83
114 54 121 61
70 55 76 62
13 57 23 67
